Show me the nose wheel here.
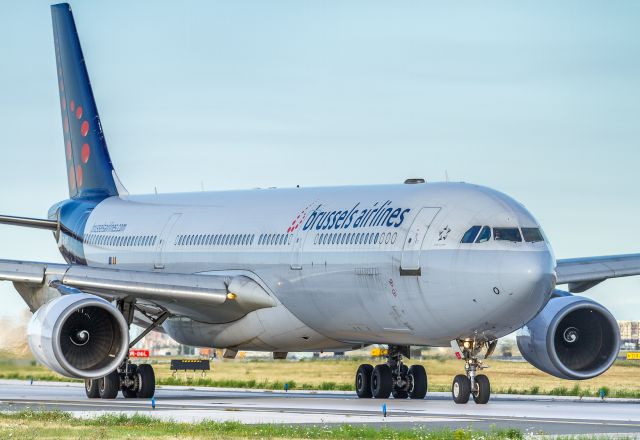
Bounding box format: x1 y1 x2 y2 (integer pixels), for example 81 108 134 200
450 338 495 404
354 345 428 400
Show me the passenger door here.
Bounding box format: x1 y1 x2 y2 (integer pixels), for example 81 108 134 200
153 213 182 270
400 207 440 275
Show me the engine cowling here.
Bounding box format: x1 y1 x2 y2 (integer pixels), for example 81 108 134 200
27 293 129 379
516 293 620 380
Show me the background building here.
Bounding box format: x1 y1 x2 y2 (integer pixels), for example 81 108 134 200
619 321 640 349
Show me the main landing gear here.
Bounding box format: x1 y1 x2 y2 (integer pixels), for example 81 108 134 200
355 345 427 399
85 301 167 399
85 362 156 399
451 338 496 405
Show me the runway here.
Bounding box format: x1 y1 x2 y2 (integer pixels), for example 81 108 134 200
0 380 639 436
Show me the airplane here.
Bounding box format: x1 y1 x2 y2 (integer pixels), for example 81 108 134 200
0 2 638 404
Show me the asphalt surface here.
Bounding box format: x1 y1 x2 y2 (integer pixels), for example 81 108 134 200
0 380 639 436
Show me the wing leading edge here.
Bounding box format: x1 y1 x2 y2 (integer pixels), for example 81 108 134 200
556 253 640 293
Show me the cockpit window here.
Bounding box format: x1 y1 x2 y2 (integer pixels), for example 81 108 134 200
475 226 491 243
522 227 544 243
461 226 481 243
493 227 522 242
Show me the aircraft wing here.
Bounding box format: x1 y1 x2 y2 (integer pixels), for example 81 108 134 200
556 253 640 293
0 259 276 323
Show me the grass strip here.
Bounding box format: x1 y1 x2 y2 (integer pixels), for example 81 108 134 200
0 409 523 439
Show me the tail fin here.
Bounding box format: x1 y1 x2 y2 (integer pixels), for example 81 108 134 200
51 3 119 199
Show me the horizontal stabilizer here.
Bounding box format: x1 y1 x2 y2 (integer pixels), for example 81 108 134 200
0 215 58 231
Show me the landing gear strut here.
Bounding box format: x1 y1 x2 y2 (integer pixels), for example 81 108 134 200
451 339 495 404
355 345 427 400
84 302 165 399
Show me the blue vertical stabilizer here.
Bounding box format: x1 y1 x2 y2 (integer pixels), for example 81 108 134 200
51 3 119 199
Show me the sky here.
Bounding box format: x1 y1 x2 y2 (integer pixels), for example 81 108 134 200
0 1 639 322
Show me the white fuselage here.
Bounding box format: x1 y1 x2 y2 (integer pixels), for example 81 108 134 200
78 182 556 352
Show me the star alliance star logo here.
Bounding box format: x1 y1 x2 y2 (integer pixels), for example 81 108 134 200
438 226 451 241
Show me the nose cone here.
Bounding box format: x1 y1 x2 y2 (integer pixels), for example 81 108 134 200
499 250 556 316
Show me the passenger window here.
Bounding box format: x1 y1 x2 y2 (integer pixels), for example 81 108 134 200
522 228 544 243
475 226 491 243
461 226 481 243
493 227 522 242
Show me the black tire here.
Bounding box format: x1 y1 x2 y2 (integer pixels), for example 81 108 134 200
355 364 373 398
98 370 120 399
392 388 408 399
371 364 392 399
122 388 138 398
452 374 471 404
473 374 490 404
84 379 100 399
408 365 428 400
137 364 156 399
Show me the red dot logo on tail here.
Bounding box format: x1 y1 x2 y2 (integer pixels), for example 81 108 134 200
75 106 83 119
68 166 76 192
75 165 83 187
80 121 89 137
81 143 90 163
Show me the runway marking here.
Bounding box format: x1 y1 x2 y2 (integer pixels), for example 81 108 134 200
3 398 640 430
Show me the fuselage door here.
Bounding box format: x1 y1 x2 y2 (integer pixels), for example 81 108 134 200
153 213 182 270
400 207 440 276
290 226 309 270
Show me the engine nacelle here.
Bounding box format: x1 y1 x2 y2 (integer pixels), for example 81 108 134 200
517 293 620 380
28 293 129 379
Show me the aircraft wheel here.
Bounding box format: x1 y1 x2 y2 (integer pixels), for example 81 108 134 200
392 388 408 399
84 379 100 399
473 374 491 404
122 388 138 398
355 364 373 398
451 374 471 404
98 370 120 399
136 364 156 398
371 364 392 399
408 365 428 400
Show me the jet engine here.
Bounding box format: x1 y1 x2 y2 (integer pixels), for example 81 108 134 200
27 293 129 379
516 293 620 380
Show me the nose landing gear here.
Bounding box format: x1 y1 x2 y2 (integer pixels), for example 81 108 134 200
355 345 428 399
451 338 495 404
